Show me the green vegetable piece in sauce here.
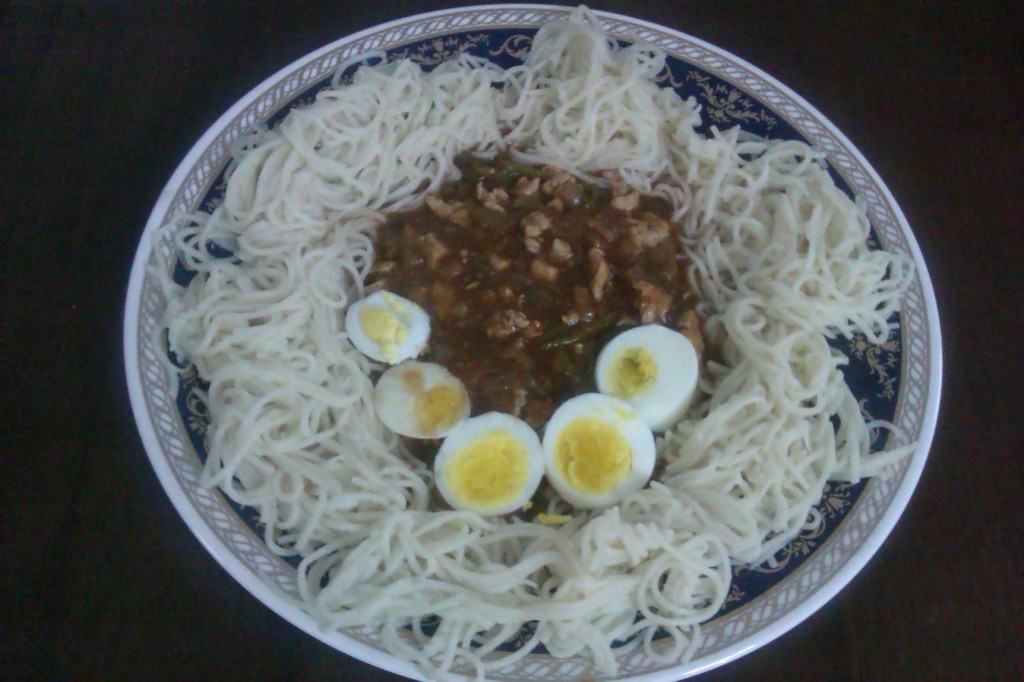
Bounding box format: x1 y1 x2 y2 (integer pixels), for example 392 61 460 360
552 348 581 376
539 312 618 350
579 183 600 209
508 161 545 178
474 206 512 232
524 288 554 305
512 194 540 211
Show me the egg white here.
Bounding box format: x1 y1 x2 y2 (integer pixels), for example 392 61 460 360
435 412 545 516
595 324 699 432
345 290 430 364
542 393 655 510
374 361 470 439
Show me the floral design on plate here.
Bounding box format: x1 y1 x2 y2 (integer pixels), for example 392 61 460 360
683 71 779 129
390 33 490 66
850 329 902 400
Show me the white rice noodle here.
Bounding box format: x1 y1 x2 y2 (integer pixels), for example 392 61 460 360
155 6 914 680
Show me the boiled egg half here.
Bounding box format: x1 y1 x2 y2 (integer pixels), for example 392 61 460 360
346 290 430 364
374 361 470 439
434 412 545 516
542 393 655 510
595 325 699 432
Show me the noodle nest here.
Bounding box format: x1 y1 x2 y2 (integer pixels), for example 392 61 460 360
155 7 914 680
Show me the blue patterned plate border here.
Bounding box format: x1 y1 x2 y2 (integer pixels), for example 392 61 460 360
125 6 941 681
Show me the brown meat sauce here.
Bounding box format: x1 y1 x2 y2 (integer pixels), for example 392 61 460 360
368 153 701 431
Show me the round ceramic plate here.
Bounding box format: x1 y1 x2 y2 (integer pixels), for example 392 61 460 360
124 5 942 680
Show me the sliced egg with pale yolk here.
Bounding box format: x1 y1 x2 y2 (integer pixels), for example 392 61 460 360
374 361 470 439
434 412 545 516
345 291 430 364
542 393 655 510
595 324 699 432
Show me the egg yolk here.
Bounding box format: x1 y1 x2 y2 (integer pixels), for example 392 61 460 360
536 512 572 526
359 305 408 362
607 347 657 398
553 418 630 494
445 430 528 509
414 385 467 433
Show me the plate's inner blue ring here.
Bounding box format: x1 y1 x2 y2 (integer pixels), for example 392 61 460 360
170 27 901 654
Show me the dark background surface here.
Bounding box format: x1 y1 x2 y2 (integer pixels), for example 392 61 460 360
3 1 1022 680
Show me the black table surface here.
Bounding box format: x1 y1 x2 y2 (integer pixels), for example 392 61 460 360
3 2 1022 680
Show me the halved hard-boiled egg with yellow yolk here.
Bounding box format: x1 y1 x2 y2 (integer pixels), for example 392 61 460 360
434 413 545 516
345 291 430 364
374 361 470 439
542 393 655 510
595 325 699 432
